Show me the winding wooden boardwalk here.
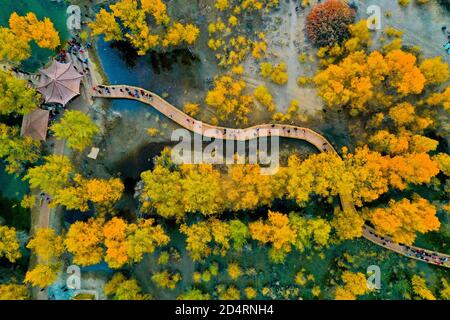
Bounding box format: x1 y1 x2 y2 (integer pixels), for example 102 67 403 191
93 84 450 268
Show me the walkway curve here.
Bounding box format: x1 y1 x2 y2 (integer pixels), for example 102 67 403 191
93 84 450 268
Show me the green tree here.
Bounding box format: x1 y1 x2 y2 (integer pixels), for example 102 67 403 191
0 284 29 300
51 110 100 152
24 155 74 195
0 124 40 174
24 264 59 288
151 271 181 289
229 219 249 250
104 273 150 300
0 70 40 115
140 165 183 219
0 225 21 263
289 213 331 252
27 228 64 262
177 289 210 300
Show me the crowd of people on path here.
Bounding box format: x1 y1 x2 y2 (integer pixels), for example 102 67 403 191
92 86 334 151
93 85 154 102
368 229 448 266
442 26 450 53
67 37 91 75
46 104 63 124
39 192 51 206
404 246 448 266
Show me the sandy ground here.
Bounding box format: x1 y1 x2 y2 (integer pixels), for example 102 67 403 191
243 1 324 116
356 0 450 62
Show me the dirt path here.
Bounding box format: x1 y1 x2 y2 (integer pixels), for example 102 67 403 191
31 139 66 300
287 0 299 93
27 47 98 299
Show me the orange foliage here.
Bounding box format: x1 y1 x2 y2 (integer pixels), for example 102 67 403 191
103 217 129 269
249 211 296 262
335 271 369 300
306 0 355 47
385 50 425 95
388 153 439 190
369 196 440 244
314 50 426 113
64 218 105 266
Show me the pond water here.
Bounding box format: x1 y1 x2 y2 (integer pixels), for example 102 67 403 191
94 36 202 191
96 36 204 108
0 164 30 230
0 164 28 201
0 0 70 72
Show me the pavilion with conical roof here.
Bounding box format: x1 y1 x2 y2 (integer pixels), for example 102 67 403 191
36 60 83 106
20 108 50 141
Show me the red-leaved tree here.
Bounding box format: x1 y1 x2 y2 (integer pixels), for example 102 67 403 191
306 0 356 47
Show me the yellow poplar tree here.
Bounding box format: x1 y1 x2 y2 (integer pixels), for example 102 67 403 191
24 264 59 288
180 164 225 216
0 123 40 174
180 221 213 261
0 284 29 300
9 13 60 50
64 218 105 266
369 196 440 245
335 271 369 300
27 228 64 262
0 225 21 263
0 28 30 63
105 273 150 300
205 75 253 124
51 110 100 152
0 70 40 115
24 155 74 196
103 217 129 269
126 219 170 263
249 211 296 263
90 0 199 55
140 165 184 220
89 9 123 41
331 208 364 240
411 275 436 300
254 85 276 112
419 57 449 85
0 12 60 63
